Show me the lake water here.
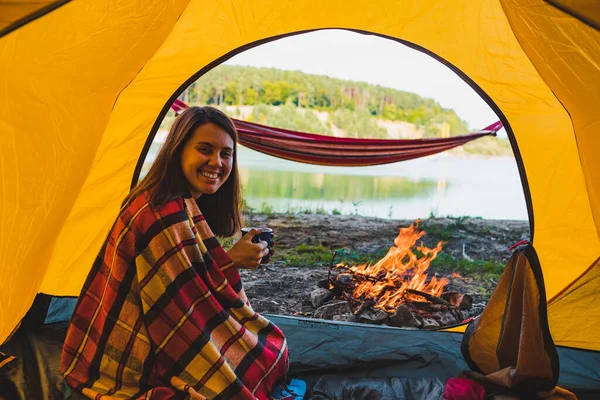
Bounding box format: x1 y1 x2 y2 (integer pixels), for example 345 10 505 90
144 144 528 220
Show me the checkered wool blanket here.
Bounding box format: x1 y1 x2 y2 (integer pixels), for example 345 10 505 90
61 193 288 399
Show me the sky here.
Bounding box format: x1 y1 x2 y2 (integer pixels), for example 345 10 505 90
225 29 501 134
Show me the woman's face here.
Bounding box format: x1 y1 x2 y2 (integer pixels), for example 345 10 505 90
180 122 234 198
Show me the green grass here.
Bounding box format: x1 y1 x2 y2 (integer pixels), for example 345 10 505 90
259 202 274 215
279 244 335 267
421 224 453 241
334 247 389 266
447 215 469 227
218 236 235 249
431 252 505 279
279 245 391 268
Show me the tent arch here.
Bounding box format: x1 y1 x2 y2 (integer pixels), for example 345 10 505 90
0 0 71 39
134 28 534 236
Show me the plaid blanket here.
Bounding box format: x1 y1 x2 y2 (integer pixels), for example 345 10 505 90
61 193 288 399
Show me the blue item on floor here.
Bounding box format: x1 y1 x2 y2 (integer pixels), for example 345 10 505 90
271 378 307 399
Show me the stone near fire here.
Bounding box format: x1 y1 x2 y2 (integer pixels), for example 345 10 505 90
332 313 354 322
421 318 440 329
336 273 353 287
389 304 420 328
459 294 473 310
432 311 460 327
346 314 357 323
311 288 334 308
317 278 330 289
314 301 352 320
357 309 389 324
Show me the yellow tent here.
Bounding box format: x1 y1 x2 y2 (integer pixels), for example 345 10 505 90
1 0 599 365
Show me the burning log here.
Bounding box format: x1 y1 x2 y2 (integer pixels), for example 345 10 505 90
441 291 473 309
408 301 456 312
353 299 376 316
320 222 474 329
327 222 449 313
405 289 452 306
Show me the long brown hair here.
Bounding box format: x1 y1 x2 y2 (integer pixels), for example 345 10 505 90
126 106 243 237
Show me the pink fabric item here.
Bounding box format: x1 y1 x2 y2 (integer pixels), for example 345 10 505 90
444 378 486 400
171 99 501 166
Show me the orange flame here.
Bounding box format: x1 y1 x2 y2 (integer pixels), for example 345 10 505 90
335 222 447 312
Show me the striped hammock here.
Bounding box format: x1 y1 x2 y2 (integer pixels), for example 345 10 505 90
171 99 501 167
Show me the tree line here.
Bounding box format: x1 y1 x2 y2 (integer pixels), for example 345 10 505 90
180 65 470 137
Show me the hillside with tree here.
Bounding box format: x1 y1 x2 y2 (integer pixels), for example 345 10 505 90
171 65 511 156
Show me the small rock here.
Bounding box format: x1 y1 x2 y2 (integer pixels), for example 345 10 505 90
336 273 353 286
332 314 354 322
317 278 330 289
310 288 333 308
431 311 460 326
357 309 390 324
302 296 313 307
389 304 420 328
459 294 473 310
314 301 352 320
421 318 440 329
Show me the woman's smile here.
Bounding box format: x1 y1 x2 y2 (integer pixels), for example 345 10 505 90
199 170 219 180
180 122 234 198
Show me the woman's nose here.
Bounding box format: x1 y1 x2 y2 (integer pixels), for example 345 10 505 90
209 153 222 166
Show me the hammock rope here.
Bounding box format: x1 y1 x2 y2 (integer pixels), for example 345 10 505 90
171 99 501 166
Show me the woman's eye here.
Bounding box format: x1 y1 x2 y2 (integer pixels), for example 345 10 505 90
221 151 233 158
197 147 211 154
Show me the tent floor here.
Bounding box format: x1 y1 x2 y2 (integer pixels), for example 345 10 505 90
1 317 598 399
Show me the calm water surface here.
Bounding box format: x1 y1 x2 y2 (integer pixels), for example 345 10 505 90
145 144 528 220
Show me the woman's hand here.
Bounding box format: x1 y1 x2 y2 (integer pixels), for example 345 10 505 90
227 228 270 270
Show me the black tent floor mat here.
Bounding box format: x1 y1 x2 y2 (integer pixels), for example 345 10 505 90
1 316 599 399
268 315 600 397
307 376 445 400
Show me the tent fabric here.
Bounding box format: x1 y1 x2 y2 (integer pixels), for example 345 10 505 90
1 0 600 369
545 0 600 30
0 1 69 37
461 243 560 397
171 99 500 167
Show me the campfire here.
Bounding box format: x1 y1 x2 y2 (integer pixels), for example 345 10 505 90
310 222 472 329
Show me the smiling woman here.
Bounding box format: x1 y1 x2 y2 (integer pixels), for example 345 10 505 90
128 106 244 236
180 123 234 197
60 106 288 399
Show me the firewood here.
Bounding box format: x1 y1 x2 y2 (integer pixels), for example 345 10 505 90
441 291 473 309
406 289 452 306
353 299 376 315
408 301 457 312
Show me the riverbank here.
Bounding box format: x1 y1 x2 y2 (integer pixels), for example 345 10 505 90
233 213 530 319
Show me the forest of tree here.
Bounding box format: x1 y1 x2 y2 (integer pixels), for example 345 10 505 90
170 65 511 155
179 65 470 138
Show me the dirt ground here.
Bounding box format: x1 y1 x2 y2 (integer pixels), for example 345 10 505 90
237 213 530 321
